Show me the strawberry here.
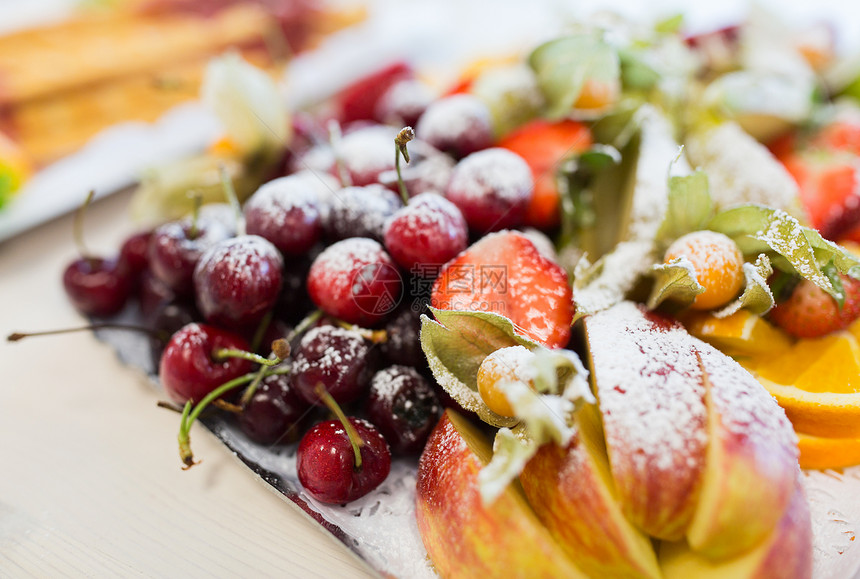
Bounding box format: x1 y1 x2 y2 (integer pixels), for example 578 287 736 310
779 148 860 241
336 61 413 124
430 230 574 348
497 119 592 229
812 120 860 156
768 274 860 338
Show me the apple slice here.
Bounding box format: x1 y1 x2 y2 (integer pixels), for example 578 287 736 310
415 409 586 578
583 302 801 554
520 404 662 579
687 346 799 559
660 479 812 579
583 302 708 540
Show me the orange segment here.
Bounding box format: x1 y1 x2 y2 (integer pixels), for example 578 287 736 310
682 310 792 357
749 331 860 438
797 431 860 470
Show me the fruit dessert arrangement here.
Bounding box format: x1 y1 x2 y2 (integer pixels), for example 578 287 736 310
14 6 860 579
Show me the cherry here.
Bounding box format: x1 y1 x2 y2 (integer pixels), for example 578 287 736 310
445 147 533 233
307 237 402 326
325 184 402 242
374 78 435 127
159 322 254 404
243 175 324 257
415 94 493 158
193 235 284 330
336 61 413 124
379 304 425 368
139 269 177 319
148 213 232 297
335 124 400 187
377 148 454 199
61 190 133 317
366 365 441 455
297 416 391 503
290 325 376 406
383 192 468 271
238 373 310 445
63 257 133 317
118 230 152 282
148 301 200 370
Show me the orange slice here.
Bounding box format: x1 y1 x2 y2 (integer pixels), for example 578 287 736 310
682 310 792 358
797 431 860 470
750 331 860 438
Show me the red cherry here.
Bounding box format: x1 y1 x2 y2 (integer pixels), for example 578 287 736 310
243 175 324 257
297 417 391 504
415 94 493 158
62 257 132 317
193 235 284 330
159 323 253 404
383 193 468 271
148 216 232 297
118 230 152 281
307 238 402 326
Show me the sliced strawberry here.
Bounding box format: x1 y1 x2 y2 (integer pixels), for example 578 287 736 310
497 119 592 229
812 120 860 156
430 230 574 348
780 148 860 241
769 274 860 338
336 61 413 124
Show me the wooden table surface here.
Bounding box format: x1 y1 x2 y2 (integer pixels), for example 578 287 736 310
0 189 380 578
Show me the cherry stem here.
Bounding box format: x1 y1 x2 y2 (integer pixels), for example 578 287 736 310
7 323 168 343
327 119 352 187
73 190 96 260
335 320 387 344
239 339 291 406
187 191 203 240
213 348 279 366
314 383 363 470
285 309 322 343
178 371 258 468
394 126 414 205
219 163 245 236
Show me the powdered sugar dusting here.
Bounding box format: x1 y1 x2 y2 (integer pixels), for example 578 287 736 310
573 240 657 314
480 346 536 385
447 148 532 203
416 94 491 148
194 235 284 287
685 121 799 211
337 125 398 185
585 301 707 537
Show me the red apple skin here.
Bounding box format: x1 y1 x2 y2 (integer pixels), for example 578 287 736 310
521 412 662 579
415 410 586 579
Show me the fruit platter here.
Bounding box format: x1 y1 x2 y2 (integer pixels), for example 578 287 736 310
8 1 860 577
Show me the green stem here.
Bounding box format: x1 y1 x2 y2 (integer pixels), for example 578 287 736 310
73 190 96 260
218 163 245 236
286 309 322 343
178 372 258 468
7 323 168 344
187 191 203 240
213 348 280 366
394 126 414 205
315 383 363 470
239 338 290 406
327 120 352 187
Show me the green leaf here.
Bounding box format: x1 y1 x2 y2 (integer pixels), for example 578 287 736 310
647 257 705 310
713 254 775 318
656 170 714 245
0 172 12 210
655 13 684 35
707 205 860 299
619 48 661 91
528 33 620 120
201 52 290 154
478 426 537 504
419 309 538 428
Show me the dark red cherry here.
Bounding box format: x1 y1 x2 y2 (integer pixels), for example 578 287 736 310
383 193 468 271
118 230 152 281
325 184 402 242
290 325 376 407
374 78 435 127
366 366 440 455
337 61 413 124
244 175 323 257
159 323 253 404
445 147 533 233
297 417 391 504
238 373 310 445
307 238 402 326
336 124 400 187
376 143 455 198
193 235 284 330
380 305 425 368
415 94 493 158
62 257 132 317
148 215 231 296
